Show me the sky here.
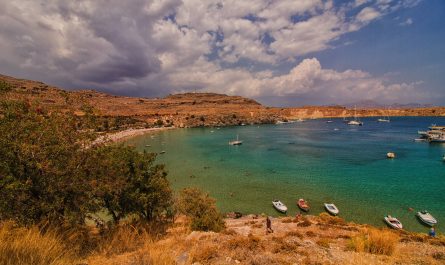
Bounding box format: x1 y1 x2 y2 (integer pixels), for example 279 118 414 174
0 0 444 106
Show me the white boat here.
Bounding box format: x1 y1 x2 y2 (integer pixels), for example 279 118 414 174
324 203 339 216
384 215 403 229
347 106 363 126
272 200 288 213
414 138 426 142
387 152 395 159
296 118 305 122
416 211 437 226
429 135 445 143
377 109 390 122
348 120 363 126
229 135 243 145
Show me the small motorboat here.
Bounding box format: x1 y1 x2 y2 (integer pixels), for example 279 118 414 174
324 203 339 216
416 211 437 226
297 198 310 212
159 151 166 154
272 200 288 213
384 215 403 229
387 152 395 159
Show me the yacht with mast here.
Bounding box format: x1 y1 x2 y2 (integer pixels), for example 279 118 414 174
377 108 390 122
348 106 363 126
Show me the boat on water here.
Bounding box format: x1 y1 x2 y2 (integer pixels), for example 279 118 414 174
384 215 403 229
347 106 363 126
159 151 166 154
326 120 333 123
377 108 390 122
297 199 310 212
272 200 288 213
324 203 339 216
229 134 243 145
417 125 445 142
416 211 437 226
387 152 395 159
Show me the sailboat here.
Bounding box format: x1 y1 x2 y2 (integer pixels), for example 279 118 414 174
377 108 390 122
348 106 363 126
229 134 243 145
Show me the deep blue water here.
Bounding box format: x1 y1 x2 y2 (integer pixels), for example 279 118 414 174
125 117 445 233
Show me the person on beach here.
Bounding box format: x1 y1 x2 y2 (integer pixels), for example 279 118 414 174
266 216 273 234
429 227 436 237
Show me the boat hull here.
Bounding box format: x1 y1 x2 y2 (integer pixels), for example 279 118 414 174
384 216 403 229
324 203 339 216
272 201 288 213
297 199 310 212
416 212 437 226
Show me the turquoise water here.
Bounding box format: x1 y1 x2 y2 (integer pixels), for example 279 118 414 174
125 117 445 233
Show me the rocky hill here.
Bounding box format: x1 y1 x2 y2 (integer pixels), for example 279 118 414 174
1 74 444 131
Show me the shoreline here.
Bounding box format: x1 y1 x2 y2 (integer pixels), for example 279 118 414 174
94 126 176 144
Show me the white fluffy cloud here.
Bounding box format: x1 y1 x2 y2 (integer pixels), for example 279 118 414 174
0 0 427 105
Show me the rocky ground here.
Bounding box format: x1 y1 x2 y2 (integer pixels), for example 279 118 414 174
88 214 445 265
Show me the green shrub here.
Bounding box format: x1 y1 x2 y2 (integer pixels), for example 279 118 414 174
177 188 225 232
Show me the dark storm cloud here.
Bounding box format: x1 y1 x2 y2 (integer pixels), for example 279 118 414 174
0 0 436 105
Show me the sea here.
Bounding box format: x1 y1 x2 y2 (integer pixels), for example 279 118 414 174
125 117 445 233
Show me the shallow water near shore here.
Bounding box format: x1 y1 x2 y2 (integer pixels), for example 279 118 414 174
125 117 445 233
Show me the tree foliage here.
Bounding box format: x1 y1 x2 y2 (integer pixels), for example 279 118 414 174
177 187 225 232
0 100 172 227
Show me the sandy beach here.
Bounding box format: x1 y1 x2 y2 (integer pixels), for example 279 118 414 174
93 126 176 144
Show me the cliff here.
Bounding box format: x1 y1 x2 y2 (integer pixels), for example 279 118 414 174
1 74 444 131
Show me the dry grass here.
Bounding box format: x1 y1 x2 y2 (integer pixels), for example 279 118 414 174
316 238 331 248
190 242 220 264
285 230 303 239
297 216 312 227
0 221 79 265
319 212 346 226
349 228 399 256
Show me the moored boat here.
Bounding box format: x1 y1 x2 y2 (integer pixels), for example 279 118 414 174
297 198 310 212
387 152 395 159
229 134 243 145
324 203 339 216
384 215 403 229
416 211 437 226
272 200 288 213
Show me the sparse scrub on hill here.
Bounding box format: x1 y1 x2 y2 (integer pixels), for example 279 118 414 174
0 81 11 93
177 187 225 232
348 228 399 256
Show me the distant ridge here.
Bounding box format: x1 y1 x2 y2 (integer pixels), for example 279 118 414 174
344 100 433 109
1 74 444 130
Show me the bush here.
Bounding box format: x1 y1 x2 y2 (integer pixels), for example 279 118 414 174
0 81 11 93
177 188 225 232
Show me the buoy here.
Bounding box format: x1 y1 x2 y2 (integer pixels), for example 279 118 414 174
387 152 395 159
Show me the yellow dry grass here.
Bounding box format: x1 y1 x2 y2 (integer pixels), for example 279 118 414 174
0 221 79 265
349 228 399 256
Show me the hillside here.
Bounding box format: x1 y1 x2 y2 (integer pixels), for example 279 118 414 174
88 214 445 265
1 74 444 131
